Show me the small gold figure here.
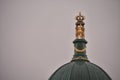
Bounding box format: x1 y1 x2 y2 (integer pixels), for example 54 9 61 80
76 25 85 39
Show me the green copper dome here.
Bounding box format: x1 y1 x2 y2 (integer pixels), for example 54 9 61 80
49 61 111 80
49 12 112 80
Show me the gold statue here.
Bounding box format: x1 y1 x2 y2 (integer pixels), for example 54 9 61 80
75 12 85 39
76 25 85 39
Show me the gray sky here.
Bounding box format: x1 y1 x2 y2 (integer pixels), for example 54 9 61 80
0 0 120 80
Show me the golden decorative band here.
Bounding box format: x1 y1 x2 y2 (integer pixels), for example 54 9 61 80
74 47 86 53
72 56 88 61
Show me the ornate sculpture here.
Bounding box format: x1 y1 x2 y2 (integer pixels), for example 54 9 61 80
75 12 85 39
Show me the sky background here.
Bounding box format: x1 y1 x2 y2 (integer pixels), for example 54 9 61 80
0 0 120 80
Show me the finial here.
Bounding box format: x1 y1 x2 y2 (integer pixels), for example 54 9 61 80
75 12 85 21
75 12 85 39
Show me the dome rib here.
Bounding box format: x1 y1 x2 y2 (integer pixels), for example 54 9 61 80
90 62 112 80
60 62 74 80
84 62 91 80
49 62 75 80
86 62 112 80
69 62 75 80
49 63 70 80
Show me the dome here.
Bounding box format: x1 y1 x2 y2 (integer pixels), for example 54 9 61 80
48 12 112 80
49 61 111 80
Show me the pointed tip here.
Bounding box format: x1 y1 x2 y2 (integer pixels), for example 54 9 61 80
79 12 81 17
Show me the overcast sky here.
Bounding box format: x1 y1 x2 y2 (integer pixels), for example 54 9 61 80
0 0 120 80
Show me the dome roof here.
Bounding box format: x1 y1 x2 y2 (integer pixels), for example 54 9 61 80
49 60 111 80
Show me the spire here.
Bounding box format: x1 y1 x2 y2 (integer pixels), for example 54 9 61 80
72 12 88 61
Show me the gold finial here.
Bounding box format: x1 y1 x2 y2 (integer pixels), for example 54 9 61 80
75 12 85 39
75 12 85 21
